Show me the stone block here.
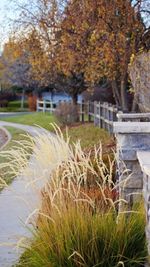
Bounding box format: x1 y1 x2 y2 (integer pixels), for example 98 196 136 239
118 149 137 161
119 174 143 189
114 122 150 134
117 133 150 149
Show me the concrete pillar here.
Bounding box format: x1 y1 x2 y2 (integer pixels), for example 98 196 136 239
114 122 150 208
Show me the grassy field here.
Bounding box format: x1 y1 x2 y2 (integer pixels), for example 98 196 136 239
1 113 112 148
0 100 28 112
0 112 60 131
0 114 114 193
0 127 32 189
0 113 114 190
64 123 112 150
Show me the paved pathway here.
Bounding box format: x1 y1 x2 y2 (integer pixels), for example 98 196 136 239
0 121 53 267
0 128 9 149
0 112 33 118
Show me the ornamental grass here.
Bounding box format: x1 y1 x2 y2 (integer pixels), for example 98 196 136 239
0 125 147 267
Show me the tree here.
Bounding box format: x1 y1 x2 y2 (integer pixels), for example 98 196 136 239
0 35 44 107
6 0 150 109
58 0 146 111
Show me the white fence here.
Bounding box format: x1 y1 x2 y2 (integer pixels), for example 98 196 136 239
37 99 121 134
79 101 120 133
37 100 56 113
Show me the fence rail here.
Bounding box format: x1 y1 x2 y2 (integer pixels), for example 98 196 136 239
37 99 121 134
37 100 56 113
79 101 120 134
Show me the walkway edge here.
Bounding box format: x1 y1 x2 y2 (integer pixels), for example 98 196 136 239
0 126 12 151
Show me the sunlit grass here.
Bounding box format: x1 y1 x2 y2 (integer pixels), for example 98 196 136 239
63 123 113 150
0 100 28 112
0 113 60 131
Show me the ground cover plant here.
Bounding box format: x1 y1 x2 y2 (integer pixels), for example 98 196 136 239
2 126 146 267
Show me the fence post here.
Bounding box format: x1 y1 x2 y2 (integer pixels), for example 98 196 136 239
98 102 101 128
117 111 124 122
43 100 46 113
88 101 91 122
36 99 39 112
94 101 97 126
105 102 109 131
107 103 110 133
103 102 107 130
81 100 85 123
50 101 52 113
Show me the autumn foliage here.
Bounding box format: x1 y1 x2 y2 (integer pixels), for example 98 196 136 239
0 0 149 110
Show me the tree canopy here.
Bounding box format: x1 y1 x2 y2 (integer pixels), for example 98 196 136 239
1 0 149 108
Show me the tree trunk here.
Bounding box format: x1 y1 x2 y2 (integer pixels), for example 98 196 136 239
131 93 138 112
111 80 121 108
120 77 128 112
72 92 79 122
21 89 25 109
72 93 78 105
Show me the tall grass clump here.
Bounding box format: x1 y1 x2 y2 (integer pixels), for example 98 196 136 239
1 126 146 267
0 131 34 189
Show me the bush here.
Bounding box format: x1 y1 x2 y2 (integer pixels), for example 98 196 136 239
0 91 17 107
0 99 8 107
9 127 147 267
8 100 28 110
54 102 79 125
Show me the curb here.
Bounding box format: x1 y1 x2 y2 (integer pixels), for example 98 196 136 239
0 112 34 118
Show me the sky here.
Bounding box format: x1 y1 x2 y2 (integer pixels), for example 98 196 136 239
0 0 19 51
0 0 149 51
0 0 11 51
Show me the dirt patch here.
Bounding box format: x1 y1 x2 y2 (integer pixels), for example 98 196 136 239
0 128 8 149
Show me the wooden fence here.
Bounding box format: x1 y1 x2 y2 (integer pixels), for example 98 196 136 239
37 100 56 113
79 101 120 134
37 99 121 134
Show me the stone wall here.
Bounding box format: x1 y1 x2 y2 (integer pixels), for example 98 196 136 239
114 122 150 209
114 120 150 265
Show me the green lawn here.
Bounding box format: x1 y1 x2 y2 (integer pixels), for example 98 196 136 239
0 112 60 131
0 100 28 112
0 127 32 189
1 112 112 148
0 114 113 189
63 123 112 150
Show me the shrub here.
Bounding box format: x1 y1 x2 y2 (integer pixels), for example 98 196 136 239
3 126 146 267
54 102 79 125
8 100 28 110
0 91 17 107
0 99 8 107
